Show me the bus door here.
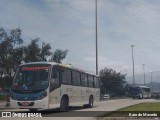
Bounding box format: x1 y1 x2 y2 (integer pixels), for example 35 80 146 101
49 66 61 105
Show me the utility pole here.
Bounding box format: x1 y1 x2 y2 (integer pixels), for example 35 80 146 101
130 45 135 86
151 72 153 91
95 0 98 75
143 64 145 85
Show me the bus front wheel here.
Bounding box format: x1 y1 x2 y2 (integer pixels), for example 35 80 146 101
60 96 69 111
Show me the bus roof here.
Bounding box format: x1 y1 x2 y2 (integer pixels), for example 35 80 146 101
20 61 56 66
20 62 98 77
130 84 150 89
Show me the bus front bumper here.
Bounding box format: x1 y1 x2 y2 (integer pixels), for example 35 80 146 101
10 97 48 109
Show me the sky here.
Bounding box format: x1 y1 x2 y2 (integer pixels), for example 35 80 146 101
1 0 160 84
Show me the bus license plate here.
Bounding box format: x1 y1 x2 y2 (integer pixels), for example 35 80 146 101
22 102 29 106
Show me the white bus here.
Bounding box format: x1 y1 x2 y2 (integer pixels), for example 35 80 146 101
130 85 151 99
10 62 100 111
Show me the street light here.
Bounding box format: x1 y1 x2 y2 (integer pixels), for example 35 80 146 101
150 71 153 91
143 64 145 85
130 45 135 86
95 0 98 75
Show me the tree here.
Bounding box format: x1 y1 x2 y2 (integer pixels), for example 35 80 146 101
23 38 41 62
40 42 52 61
0 27 69 88
50 49 68 63
0 28 7 41
23 38 52 62
99 67 126 97
0 28 23 78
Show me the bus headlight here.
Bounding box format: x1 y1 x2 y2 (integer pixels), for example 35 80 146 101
38 91 47 100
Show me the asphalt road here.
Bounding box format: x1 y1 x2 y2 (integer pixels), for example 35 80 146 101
1 98 159 120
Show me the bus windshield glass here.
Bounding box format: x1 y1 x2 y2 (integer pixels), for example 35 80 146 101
12 64 50 92
131 87 140 94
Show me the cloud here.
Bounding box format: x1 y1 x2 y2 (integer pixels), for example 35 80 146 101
83 56 130 74
1 0 160 84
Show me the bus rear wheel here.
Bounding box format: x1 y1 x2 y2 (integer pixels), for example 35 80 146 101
60 96 69 111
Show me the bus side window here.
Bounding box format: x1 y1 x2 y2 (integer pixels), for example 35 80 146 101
81 73 88 87
93 77 96 88
88 75 94 87
94 77 99 88
84 74 88 87
62 68 71 85
72 71 80 86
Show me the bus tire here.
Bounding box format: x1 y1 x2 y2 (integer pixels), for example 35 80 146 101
88 96 94 108
60 96 69 111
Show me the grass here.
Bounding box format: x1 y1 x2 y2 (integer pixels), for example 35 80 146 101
118 102 160 111
101 102 160 117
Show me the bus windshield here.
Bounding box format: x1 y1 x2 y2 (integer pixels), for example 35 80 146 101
12 64 50 92
131 87 140 94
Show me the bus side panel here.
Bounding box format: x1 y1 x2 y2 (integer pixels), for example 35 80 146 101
61 85 87 106
48 86 100 109
82 87 89 103
94 88 100 102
